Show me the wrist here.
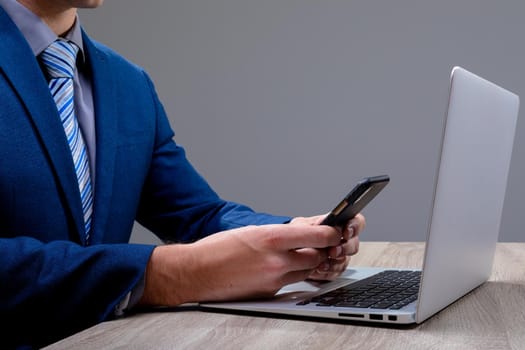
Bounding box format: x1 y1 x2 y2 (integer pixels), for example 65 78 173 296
138 244 199 307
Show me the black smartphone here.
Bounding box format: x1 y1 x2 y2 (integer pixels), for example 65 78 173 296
320 175 390 227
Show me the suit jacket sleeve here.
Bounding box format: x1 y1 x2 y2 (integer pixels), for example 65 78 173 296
0 236 154 348
135 71 291 242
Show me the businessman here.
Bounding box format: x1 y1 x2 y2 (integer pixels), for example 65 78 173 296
0 0 365 348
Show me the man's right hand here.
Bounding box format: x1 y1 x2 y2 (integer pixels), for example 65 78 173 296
138 223 343 306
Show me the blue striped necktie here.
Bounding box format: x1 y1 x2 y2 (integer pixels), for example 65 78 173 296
40 39 94 245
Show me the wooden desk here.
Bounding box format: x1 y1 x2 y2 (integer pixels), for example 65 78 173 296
45 242 525 350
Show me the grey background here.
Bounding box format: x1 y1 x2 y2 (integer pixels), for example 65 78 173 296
80 0 524 244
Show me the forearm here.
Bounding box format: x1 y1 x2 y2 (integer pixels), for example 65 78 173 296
138 239 271 307
138 243 224 306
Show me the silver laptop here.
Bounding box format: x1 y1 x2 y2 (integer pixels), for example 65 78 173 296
201 67 520 324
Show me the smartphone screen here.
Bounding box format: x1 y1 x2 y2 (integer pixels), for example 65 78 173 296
320 175 389 227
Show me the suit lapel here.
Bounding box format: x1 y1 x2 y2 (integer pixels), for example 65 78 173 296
0 9 86 241
82 32 117 244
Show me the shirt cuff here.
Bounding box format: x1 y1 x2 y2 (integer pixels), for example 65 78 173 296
114 273 146 316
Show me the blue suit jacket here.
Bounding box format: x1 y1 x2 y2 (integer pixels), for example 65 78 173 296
0 8 289 348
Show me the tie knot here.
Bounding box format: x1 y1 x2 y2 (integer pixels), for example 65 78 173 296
40 39 79 79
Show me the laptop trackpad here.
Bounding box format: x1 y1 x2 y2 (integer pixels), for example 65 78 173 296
273 267 384 301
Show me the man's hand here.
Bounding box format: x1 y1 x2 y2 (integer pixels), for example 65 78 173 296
289 213 366 281
138 223 345 307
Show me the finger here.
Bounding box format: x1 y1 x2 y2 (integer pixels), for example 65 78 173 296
309 257 350 281
315 214 329 225
327 244 344 259
327 231 361 258
328 237 359 257
316 258 343 273
341 214 366 242
262 224 342 251
288 247 328 271
289 214 326 226
344 236 360 256
349 213 366 234
266 248 330 288
310 270 341 282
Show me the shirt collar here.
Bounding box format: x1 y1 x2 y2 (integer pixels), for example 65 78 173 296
0 0 86 62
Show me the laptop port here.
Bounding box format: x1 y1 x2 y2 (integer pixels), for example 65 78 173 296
339 313 365 318
369 314 383 321
388 315 398 321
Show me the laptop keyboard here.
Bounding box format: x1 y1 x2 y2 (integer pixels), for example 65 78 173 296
298 270 421 310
